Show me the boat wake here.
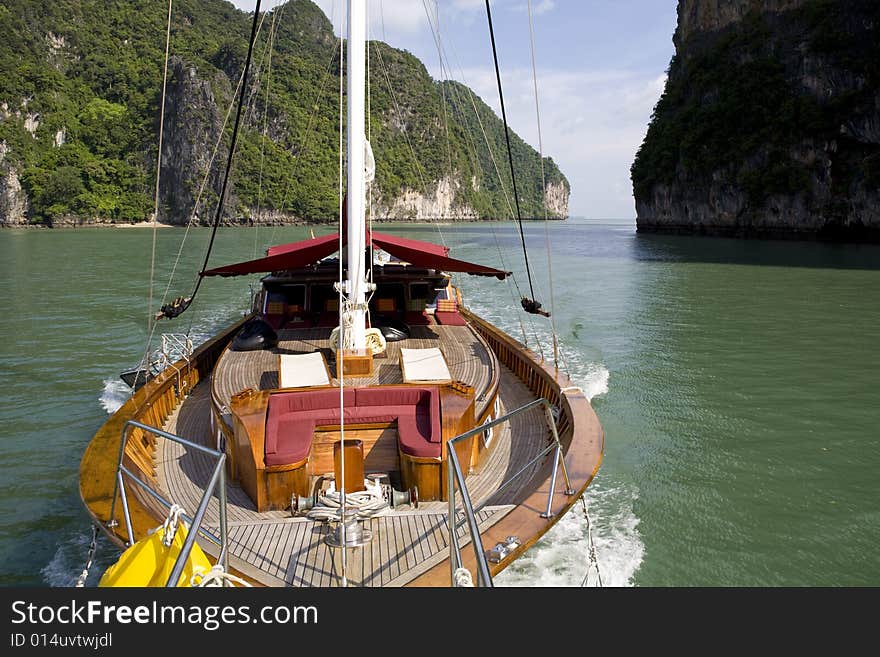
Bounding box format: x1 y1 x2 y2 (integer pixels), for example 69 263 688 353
495 480 643 587
99 378 131 415
578 362 610 401
41 530 113 588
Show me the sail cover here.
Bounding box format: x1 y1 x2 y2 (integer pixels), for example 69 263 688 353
201 231 509 279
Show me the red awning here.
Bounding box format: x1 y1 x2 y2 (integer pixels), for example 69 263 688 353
201 230 508 279
202 233 339 277
369 232 449 257
370 233 507 279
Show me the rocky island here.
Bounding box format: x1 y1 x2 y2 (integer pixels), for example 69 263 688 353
0 0 568 227
632 0 880 241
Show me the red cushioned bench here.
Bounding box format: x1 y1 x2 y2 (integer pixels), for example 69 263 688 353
264 386 441 468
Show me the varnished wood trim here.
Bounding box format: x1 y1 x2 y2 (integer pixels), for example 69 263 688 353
79 316 251 550
406 308 605 586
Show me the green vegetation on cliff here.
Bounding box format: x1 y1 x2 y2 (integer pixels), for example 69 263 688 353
631 0 880 229
0 0 567 225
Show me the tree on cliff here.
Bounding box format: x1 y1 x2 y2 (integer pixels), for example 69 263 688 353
0 0 568 225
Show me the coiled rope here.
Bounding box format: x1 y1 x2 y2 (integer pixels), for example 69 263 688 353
305 480 390 522
160 503 186 547
453 568 474 587
191 565 252 588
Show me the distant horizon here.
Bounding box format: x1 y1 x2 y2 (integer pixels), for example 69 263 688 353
228 0 676 220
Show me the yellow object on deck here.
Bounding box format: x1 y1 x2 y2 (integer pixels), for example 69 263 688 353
98 523 211 587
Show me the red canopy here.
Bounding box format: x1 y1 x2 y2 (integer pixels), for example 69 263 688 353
202 233 339 277
201 231 509 279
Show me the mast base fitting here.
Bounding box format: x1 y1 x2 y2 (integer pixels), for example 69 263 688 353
325 510 372 548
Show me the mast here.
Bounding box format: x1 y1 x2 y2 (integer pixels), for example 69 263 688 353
344 0 368 350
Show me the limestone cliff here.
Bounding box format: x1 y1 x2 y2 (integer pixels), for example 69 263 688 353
0 142 28 225
632 0 880 240
0 0 568 226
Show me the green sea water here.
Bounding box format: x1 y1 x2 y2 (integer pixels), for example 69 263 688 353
1 220 878 586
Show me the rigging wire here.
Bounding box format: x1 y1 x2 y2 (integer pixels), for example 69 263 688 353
156 0 264 321
526 0 562 371
266 38 342 248
254 8 277 259
136 0 174 391
419 1 541 352
484 0 543 316
370 42 447 249
336 1 348 585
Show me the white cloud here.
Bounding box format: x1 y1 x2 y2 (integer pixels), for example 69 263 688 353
512 0 555 15
453 66 665 217
229 0 667 218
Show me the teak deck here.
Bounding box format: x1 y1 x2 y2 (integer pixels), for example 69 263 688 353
157 363 546 586
80 310 605 587
211 324 497 420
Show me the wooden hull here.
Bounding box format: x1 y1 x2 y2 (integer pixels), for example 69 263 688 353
79 309 604 586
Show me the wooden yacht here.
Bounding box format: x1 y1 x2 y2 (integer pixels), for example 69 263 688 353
79 0 603 587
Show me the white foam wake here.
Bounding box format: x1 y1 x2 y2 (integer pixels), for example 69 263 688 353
494 481 643 587
41 531 94 587
99 378 131 415
579 363 609 401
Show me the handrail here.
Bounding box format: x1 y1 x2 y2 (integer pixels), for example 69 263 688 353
446 398 574 587
108 420 229 587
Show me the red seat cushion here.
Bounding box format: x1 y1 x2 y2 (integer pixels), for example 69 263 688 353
265 417 313 466
264 386 442 466
405 311 431 326
356 387 428 407
397 414 441 457
434 311 467 326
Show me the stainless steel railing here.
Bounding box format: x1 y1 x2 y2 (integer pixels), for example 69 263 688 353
446 398 574 587
107 420 229 587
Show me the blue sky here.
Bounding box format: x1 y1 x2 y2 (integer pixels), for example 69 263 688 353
229 1 678 218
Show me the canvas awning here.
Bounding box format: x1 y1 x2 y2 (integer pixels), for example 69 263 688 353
201 231 509 279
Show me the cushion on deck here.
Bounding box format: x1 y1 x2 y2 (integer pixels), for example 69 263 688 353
405 310 431 326
434 311 467 326
264 386 442 466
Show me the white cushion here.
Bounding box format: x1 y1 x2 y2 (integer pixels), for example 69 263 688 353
279 352 330 388
400 347 452 384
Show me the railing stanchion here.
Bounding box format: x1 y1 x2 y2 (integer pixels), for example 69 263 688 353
116 471 135 546
540 445 561 519
446 397 571 586
108 420 229 587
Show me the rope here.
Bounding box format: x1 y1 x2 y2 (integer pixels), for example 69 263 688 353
422 8 544 351
337 13 348 585
417 0 536 350
527 0 561 370
75 524 100 588
453 567 474 587
178 0 263 314
579 495 604 587
191 565 253 588
305 480 390 522
135 0 175 391
371 42 447 248
254 8 277 258
484 0 537 304
160 503 186 547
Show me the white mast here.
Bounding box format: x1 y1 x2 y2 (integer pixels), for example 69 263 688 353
344 0 368 350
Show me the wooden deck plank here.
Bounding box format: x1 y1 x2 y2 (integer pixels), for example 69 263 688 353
155 353 556 587
211 324 496 422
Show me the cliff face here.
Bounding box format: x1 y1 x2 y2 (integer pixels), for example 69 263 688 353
676 0 808 43
0 0 568 226
158 57 231 225
632 0 880 240
0 142 28 225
